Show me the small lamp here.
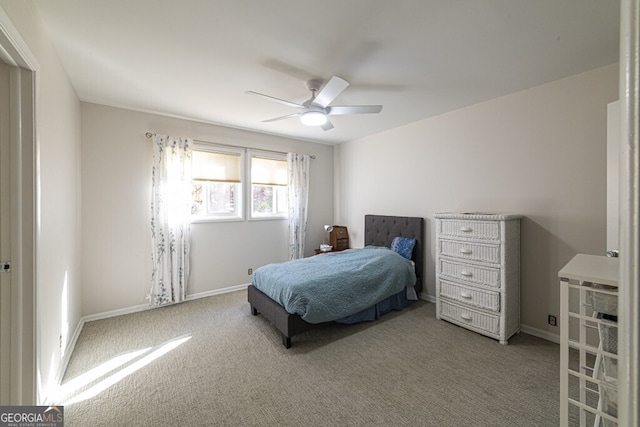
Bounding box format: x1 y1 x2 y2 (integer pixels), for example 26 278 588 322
321 225 334 251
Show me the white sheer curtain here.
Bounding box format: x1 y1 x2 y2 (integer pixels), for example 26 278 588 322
287 153 311 260
150 134 193 306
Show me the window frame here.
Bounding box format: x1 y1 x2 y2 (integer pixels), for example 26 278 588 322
247 150 289 221
190 143 245 223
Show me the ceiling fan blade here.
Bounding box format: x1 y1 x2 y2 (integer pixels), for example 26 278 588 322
327 105 383 115
262 112 302 123
320 119 334 131
245 91 304 109
311 76 349 108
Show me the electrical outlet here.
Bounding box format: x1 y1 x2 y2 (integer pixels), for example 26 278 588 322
59 334 63 348
548 315 557 326
248 268 253 275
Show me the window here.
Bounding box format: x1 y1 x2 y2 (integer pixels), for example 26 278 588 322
250 154 288 219
190 146 289 222
191 146 243 221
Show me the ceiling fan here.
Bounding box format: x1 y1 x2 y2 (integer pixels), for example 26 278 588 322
246 76 382 131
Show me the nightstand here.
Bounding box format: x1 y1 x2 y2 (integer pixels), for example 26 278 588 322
314 248 333 255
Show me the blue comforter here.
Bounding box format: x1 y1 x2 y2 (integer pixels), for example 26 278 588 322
251 246 417 324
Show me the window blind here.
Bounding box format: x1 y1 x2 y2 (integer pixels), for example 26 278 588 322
192 150 241 183
251 157 287 186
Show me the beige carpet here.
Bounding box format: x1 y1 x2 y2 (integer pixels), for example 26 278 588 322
58 290 560 426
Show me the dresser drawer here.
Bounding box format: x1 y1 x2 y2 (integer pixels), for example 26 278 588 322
438 279 500 312
439 239 501 264
438 220 500 240
439 300 500 335
438 258 500 288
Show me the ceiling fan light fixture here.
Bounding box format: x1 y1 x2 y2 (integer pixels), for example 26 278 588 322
300 111 327 126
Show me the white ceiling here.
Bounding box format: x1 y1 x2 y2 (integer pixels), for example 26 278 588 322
33 0 620 145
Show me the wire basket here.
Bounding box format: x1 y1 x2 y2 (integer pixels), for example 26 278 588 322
597 313 618 381
587 284 618 316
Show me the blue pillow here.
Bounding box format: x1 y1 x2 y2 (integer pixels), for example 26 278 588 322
391 237 416 260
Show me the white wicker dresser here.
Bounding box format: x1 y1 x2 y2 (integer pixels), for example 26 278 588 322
434 213 522 344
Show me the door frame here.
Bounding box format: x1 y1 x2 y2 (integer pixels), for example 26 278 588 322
618 0 640 425
0 8 38 405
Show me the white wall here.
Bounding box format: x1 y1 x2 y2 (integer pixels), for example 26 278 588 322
336 64 619 335
0 1 82 402
81 103 334 316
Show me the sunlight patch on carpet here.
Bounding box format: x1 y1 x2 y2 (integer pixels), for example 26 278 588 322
56 335 191 405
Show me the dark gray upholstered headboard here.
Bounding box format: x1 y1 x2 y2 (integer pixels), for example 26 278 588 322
364 214 425 295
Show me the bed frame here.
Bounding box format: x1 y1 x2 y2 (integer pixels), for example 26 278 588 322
248 214 425 348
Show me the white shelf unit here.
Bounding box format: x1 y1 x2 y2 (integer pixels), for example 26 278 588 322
434 213 521 344
559 254 620 427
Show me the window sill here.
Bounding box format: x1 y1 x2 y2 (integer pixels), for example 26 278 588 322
248 216 288 221
190 216 244 224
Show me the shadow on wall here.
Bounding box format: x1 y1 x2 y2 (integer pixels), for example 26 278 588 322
520 216 574 326
423 217 434 296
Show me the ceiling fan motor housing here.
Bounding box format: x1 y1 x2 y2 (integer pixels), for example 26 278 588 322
306 79 323 92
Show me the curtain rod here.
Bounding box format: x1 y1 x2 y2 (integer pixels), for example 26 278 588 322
145 132 315 159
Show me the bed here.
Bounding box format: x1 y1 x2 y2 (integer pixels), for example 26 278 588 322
248 214 424 348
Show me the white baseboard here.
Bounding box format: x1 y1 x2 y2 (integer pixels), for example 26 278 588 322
520 323 560 344
48 320 84 404
186 283 249 301
80 283 251 324
82 302 152 323
420 292 436 303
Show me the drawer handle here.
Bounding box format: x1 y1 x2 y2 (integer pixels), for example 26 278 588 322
461 271 473 277
460 248 472 255
460 313 472 321
460 292 472 299
460 227 473 232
